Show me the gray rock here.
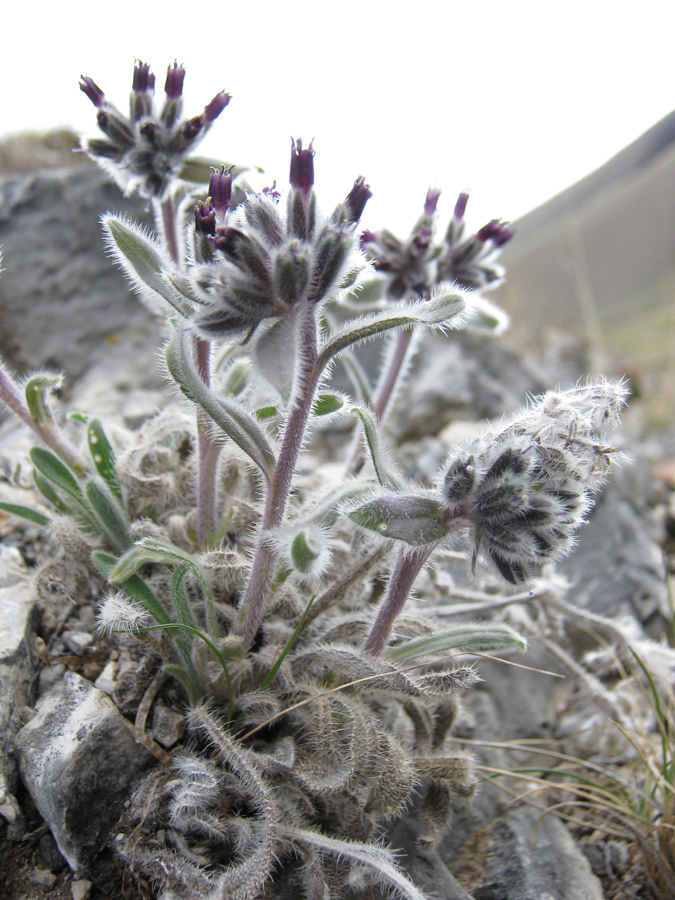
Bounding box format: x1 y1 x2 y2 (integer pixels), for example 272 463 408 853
0 572 39 837
391 330 544 442
560 485 669 631
61 630 94 655
71 878 94 900
151 703 186 748
13 671 156 874
474 805 604 900
26 867 58 891
0 166 158 384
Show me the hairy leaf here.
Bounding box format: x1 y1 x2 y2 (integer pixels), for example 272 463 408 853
103 214 188 315
87 418 123 503
352 405 402 489
385 622 527 662
24 372 62 428
0 501 50 527
166 331 276 481
317 286 467 370
347 492 449 546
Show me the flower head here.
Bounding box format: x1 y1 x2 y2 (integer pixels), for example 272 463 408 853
80 60 230 198
439 378 628 584
187 141 370 341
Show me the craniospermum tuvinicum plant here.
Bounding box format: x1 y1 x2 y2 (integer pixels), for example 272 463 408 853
0 59 629 899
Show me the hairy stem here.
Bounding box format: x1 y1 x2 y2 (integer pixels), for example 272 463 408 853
364 544 434 655
373 327 414 419
0 367 89 475
160 197 219 548
237 304 320 647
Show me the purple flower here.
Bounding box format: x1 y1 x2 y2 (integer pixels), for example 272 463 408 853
289 138 315 196
79 76 105 108
165 63 186 99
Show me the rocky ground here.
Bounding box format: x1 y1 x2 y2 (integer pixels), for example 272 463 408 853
1 161 674 899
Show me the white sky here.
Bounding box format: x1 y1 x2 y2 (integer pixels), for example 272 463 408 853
3 1 675 236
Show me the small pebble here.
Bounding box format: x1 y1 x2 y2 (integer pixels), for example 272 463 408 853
94 659 118 695
20 705 37 724
152 704 186 748
26 868 57 891
71 878 93 900
62 631 94 654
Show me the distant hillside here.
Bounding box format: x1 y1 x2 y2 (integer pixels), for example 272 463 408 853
497 110 675 417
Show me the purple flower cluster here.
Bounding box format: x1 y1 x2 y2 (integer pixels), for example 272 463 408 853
80 61 230 198
361 189 513 299
186 140 372 341
440 378 627 584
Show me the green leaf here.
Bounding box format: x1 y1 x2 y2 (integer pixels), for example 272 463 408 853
0 501 50 527
108 537 216 635
171 563 197 631
24 372 62 427
109 538 200 582
103 214 188 315
93 550 173 627
313 393 346 416
352 405 402 490
30 448 83 503
317 288 467 371
290 529 321 574
347 493 450 546
166 331 276 481
255 405 278 420
32 470 70 514
258 594 315 691
87 419 123 503
85 478 130 553
223 360 251 397
385 623 527 663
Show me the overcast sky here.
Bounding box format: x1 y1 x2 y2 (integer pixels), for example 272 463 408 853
3 1 674 236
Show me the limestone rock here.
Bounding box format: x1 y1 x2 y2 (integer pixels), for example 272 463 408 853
0 558 39 837
474 805 604 900
13 671 156 874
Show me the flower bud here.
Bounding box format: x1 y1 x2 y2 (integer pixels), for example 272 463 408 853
79 76 105 108
424 187 441 217
164 62 185 99
194 200 216 236
344 176 372 224
274 241 310 306
204 91 231 122
442 455 476 512
289 138 315 196
453 191 469 221
131 62 155 122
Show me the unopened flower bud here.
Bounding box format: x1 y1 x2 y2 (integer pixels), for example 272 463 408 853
344 176 372 224
132 61 155 93
164 62 185 99
424 187 441 217
204 91 231 122
194 200 216 236
289 138 315 196
453 191 469 221
79 76 105 108
442 455 476 512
